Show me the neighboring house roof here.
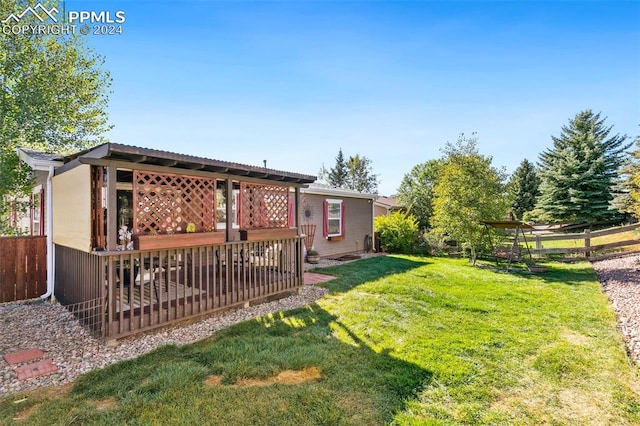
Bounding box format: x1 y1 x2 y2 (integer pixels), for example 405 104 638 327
17 147 64 171
301 182 377 200
56 142 317 184
374 196 403 209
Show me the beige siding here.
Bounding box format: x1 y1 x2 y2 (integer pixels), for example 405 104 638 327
373 204 389 217
299 193 373 258
52 164 92 252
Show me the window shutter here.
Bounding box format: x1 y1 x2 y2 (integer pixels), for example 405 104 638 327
323 200 329 238
341 202 345 237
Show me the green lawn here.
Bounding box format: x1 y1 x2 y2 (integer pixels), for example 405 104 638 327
1 256 639 425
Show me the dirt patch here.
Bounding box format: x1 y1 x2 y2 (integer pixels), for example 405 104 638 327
10 383 74 421
91 397 118 411
204 368 321 388
14 403 40 421
36 382 73 399
557 389 610 425
560 328 591 346
204 375 223 387
236 367 322 387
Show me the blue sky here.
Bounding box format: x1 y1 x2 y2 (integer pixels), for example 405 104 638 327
68 0 639 195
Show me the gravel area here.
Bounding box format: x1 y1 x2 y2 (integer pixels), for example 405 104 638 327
591 253 640 366
0 285 329 396
0 253 380 397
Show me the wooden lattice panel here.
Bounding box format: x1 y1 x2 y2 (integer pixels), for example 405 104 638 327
239 183 290 229
133 171 216 234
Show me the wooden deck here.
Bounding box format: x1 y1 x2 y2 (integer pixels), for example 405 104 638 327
55 238 304 339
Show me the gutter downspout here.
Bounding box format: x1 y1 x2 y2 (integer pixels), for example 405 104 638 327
371 198 376 253
40 164 55 300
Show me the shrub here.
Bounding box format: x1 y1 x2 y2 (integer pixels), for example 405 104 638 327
374 212 419 253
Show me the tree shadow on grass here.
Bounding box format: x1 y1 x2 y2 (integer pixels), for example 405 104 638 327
66 303 432 426
476 259 599 286
312 255 429 294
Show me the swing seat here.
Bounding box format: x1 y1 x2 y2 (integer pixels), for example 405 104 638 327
492 246 522 262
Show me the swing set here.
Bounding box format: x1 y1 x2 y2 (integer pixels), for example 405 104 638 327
481 220 535 271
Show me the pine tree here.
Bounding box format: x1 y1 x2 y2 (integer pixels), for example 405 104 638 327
327 149 348 188
507 159 540 220
533 110 631 224
321 149 378 193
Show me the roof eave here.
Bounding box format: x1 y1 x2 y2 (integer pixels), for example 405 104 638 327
16 148 64 171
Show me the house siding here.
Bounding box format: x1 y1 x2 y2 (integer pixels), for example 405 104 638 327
373 204 389 217
300 193 373 258
52 164 92 252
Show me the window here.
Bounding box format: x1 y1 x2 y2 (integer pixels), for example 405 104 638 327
323 199 344 238
215 180 240 230
31 187 43 236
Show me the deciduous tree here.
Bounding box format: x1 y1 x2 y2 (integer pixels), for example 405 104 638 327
430 133 508 264
397 159 443 229
0 0 112 234
613 134 640 219
346 154 378 193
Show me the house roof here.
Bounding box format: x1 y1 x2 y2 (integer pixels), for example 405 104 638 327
59 143 317 184
301 182 377 200
374 196 402 209
17 147 65 171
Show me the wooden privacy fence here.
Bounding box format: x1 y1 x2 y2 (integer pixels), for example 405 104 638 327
0 236 47 303
529 223 640 261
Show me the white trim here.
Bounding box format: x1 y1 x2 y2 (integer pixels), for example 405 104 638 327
302 184 376 200
325 198 343 237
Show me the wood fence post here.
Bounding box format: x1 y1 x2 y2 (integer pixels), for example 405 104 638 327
585 229 591 258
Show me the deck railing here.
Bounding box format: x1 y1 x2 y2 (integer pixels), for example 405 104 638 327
55 236 304 339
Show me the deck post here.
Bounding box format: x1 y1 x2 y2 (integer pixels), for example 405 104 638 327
106 165 118 251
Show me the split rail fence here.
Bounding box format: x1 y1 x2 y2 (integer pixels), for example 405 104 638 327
523 223 640 261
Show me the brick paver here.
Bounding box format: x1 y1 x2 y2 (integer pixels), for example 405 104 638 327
14 359 58 381
3 348 44 365
304 272 336 285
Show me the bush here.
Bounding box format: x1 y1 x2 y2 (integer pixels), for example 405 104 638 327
424 230 449 256
374 212 419 253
